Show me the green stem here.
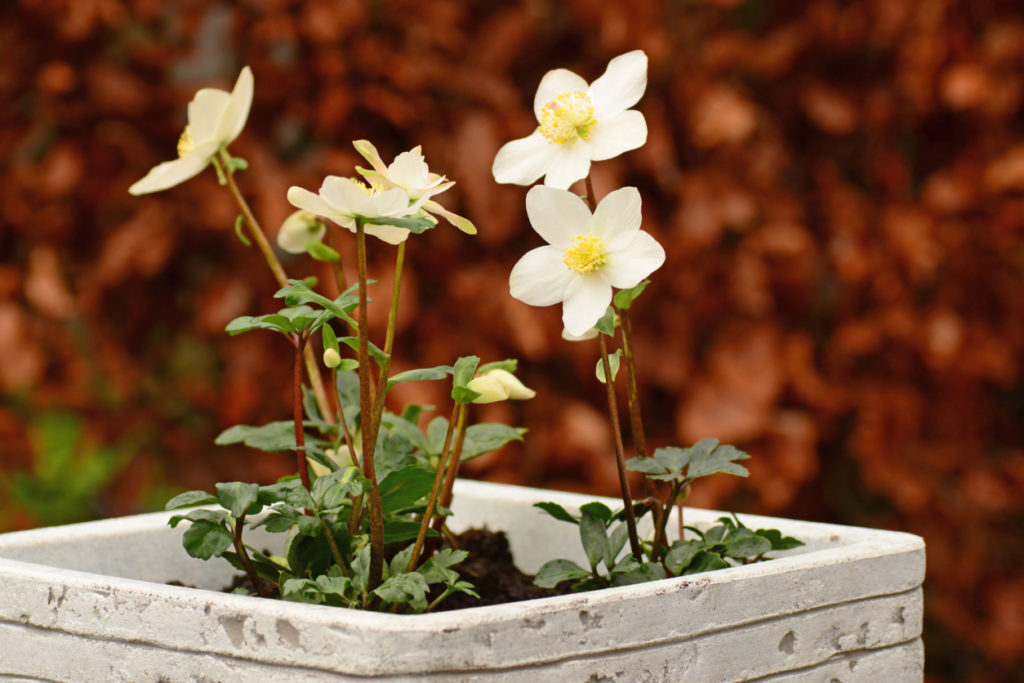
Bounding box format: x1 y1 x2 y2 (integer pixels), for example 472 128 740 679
367 241 406 448
233 515 271 598
617 308 649 460
598 335 642 561
406 404 461 573
292 335 311 492
435 403 469 528
354 217 385 590
320 516 350 577
215 152 333 430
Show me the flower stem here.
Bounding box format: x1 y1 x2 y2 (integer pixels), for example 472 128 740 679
597 334 642 561
216 152 333 426
233 515 271 598
616 307 649 460
321 516 350 577
406 404 461 573
367 241 406 450
292 335 311 492
437 402 468 515
354 217 385 590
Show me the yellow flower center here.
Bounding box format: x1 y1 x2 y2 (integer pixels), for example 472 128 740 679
538 90 597 144
177 126 194 157
562 234 607 274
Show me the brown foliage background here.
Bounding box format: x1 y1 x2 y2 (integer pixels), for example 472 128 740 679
2 1 1023 679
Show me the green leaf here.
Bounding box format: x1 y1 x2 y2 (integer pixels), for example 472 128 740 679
258 479 314 509
579 502 613 524
312 467 365 509
452 356 480 387
533 559 590 588
425 416 450 455
373 572 431 611
225 314 294 336
723 527 773 559
214 481 261 518
361 214 436 234
579 511 610 570
594 306 617 336
609 562 667 586
704 524 728 546
476 359 518 374
378 466 435 514
460 424 527 460
306 240 339 262
613 280 650 311
281 577 324 604
322 324 340 354
339 336 390 365
451 386 482 404
215 421 327 453
383 521 436 544
686 439 751 480
755 528 805 551
664 540 703 575
607 523 629 565
274 279 359 329
595 349 622 384
388 366 452 387
181 520 233 560
533 501 578 525
168 508 229 528
682 550 730 575
165 490 218 510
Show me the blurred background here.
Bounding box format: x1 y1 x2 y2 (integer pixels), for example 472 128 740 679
2 0 1022 679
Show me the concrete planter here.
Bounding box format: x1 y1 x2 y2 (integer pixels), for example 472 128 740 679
0 480 923 681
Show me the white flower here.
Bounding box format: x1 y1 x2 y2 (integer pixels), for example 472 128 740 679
492 51 648 190
129 67 254 195
276 210 327 254
466 368 536 404
561 327 599 342
353 140 477 235
509 185 664 336
286 176 427 245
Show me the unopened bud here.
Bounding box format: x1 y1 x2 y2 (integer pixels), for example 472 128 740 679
482 368 536 400
323 348 342 369
466 375 510 404
277 210 327 254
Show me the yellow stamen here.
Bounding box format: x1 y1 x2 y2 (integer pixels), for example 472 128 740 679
177 126 194 158
562 234 607 274
538 90 597 144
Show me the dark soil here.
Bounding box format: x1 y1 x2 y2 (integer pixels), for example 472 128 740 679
167 528 568 610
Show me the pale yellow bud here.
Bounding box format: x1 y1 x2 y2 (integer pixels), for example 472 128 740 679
466 375 510 404
482 368 536 400
277 210 327 254
323 348 342 369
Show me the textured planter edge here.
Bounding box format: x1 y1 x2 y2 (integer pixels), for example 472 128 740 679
0 480 925 681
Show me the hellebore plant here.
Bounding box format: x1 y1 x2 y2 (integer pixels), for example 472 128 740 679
129 55 799 613
494 51 801 588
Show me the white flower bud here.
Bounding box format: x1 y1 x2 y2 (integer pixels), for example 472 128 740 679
277 210 327 254
466 375 510 404
482 368 536 400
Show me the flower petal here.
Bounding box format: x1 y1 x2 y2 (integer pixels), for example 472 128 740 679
525 185 592 247
387 147 431 190
533 68 589 119
509 246 574 306
588 50 648 119
602 231 666 289
187 89 231 143
217 66 254 145
562 275 612 336
423 199 477 234
371 187 414 217
320 176 368 215
591 186 642 248
288 185 343 217
364 224 410 245
587 110 648 162
352 139 389 175
128 152 211 195
543 140 591 190
492 130 559 186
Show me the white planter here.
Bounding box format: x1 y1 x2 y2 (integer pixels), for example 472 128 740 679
0 480 923 682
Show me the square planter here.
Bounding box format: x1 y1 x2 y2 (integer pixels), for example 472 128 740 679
0 480 924 681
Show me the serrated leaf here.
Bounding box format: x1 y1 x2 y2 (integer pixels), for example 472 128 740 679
579 511 609 570
378 466 434 514
259 478 314 509
460 424 527 460
664 539 703 575
165 490 218 510
533 559 590 588
723 527 773 559
686 440 751 480
682 550 731 575
181 520 233 560
613 280 650 311
755 528 805 551
214 481 261 518
579 502 613 524
388 366 452 387
534 501 578 525
609 562 667 586
624 456 669 476
169 508 229 528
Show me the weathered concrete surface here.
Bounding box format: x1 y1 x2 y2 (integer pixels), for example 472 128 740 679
0 481 925 682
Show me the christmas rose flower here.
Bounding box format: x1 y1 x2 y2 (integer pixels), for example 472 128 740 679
492 51 648 190
353 141 477 235
286 176 427 245
129 66 254 195
509 185 664 336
